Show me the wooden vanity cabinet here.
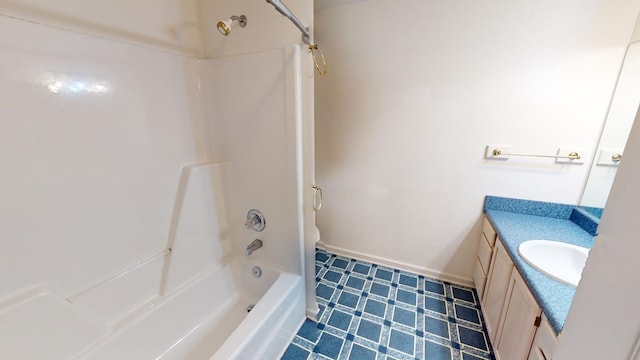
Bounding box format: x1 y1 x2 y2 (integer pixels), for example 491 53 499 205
477 216 549 360
473 218 497 300
482 239 513 346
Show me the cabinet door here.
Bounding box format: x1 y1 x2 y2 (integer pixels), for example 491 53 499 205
482 218 497 247
495 270 542 360
482 240 513 345
473 258 487 300
528 315 557 360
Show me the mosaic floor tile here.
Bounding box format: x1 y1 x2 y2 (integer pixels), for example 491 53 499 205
392 307 416 328
281 343 309 360
371 282 390 297
316 252 330 262
425 296 448 315
357 319 382 342
338 292 360 309
346 276 365 290
298 319 322 343
425 280 445 295
462 352 485 360
389 329 415 355
282 249 495 360
458 326 488 351
452 288 475 303
317 283 335 301
364 298 387 318
425 340 452 360
425 316 450 339
455 304 481 325
333 258 350 269
396 289 416 306
350 344 376 360
324 270 343 283
353 263 371 275
328 310 353 331
315 332 344 359
399 274 417 288
375 268 394 281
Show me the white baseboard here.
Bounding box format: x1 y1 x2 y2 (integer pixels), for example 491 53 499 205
315 240 326 251
305 306 319 321
322 243 474 288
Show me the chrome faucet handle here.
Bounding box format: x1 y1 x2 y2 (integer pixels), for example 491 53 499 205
245 209 266 232
245 216 258 229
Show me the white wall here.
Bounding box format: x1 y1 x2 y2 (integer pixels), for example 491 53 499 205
315 0 640 283
554 109 640 359
0 13 206 303
0 0 202 56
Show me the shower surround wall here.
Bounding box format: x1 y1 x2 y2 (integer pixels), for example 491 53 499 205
200 49 301 273
198 0 318 317
0 14 207 305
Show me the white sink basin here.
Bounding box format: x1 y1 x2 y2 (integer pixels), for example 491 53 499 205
518 240 589 287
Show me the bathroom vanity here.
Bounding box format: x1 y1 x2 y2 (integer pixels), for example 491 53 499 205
474 196 598 360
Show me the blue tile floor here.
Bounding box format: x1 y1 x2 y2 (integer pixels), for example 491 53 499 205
282 249 495 360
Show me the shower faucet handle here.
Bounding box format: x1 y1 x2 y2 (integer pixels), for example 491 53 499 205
245 209 266 232
245 215 259 228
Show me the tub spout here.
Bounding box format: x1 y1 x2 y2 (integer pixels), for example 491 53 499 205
246 239 263 256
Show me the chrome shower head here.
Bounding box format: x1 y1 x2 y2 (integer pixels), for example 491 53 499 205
217 15 247 36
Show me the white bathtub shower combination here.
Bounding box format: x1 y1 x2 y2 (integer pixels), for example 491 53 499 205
1 8 313 358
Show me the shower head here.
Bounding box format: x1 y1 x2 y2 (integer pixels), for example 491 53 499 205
217 15 247 36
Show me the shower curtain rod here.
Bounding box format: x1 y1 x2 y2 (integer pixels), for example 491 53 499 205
266 0 327 76
266 0 312 44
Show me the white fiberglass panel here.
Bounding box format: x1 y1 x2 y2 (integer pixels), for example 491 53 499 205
0 14 205 302
200 48 301 275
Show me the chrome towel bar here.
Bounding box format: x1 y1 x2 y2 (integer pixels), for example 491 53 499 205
492 148 581 160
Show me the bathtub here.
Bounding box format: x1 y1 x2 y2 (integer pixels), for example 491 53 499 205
77 257 304 360
1 161 305 359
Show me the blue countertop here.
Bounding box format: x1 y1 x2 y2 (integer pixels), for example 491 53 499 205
483 197 597 334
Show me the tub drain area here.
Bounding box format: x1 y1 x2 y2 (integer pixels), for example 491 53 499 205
251 266 262 278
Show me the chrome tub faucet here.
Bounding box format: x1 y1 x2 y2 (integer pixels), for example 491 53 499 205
246 239 263 256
